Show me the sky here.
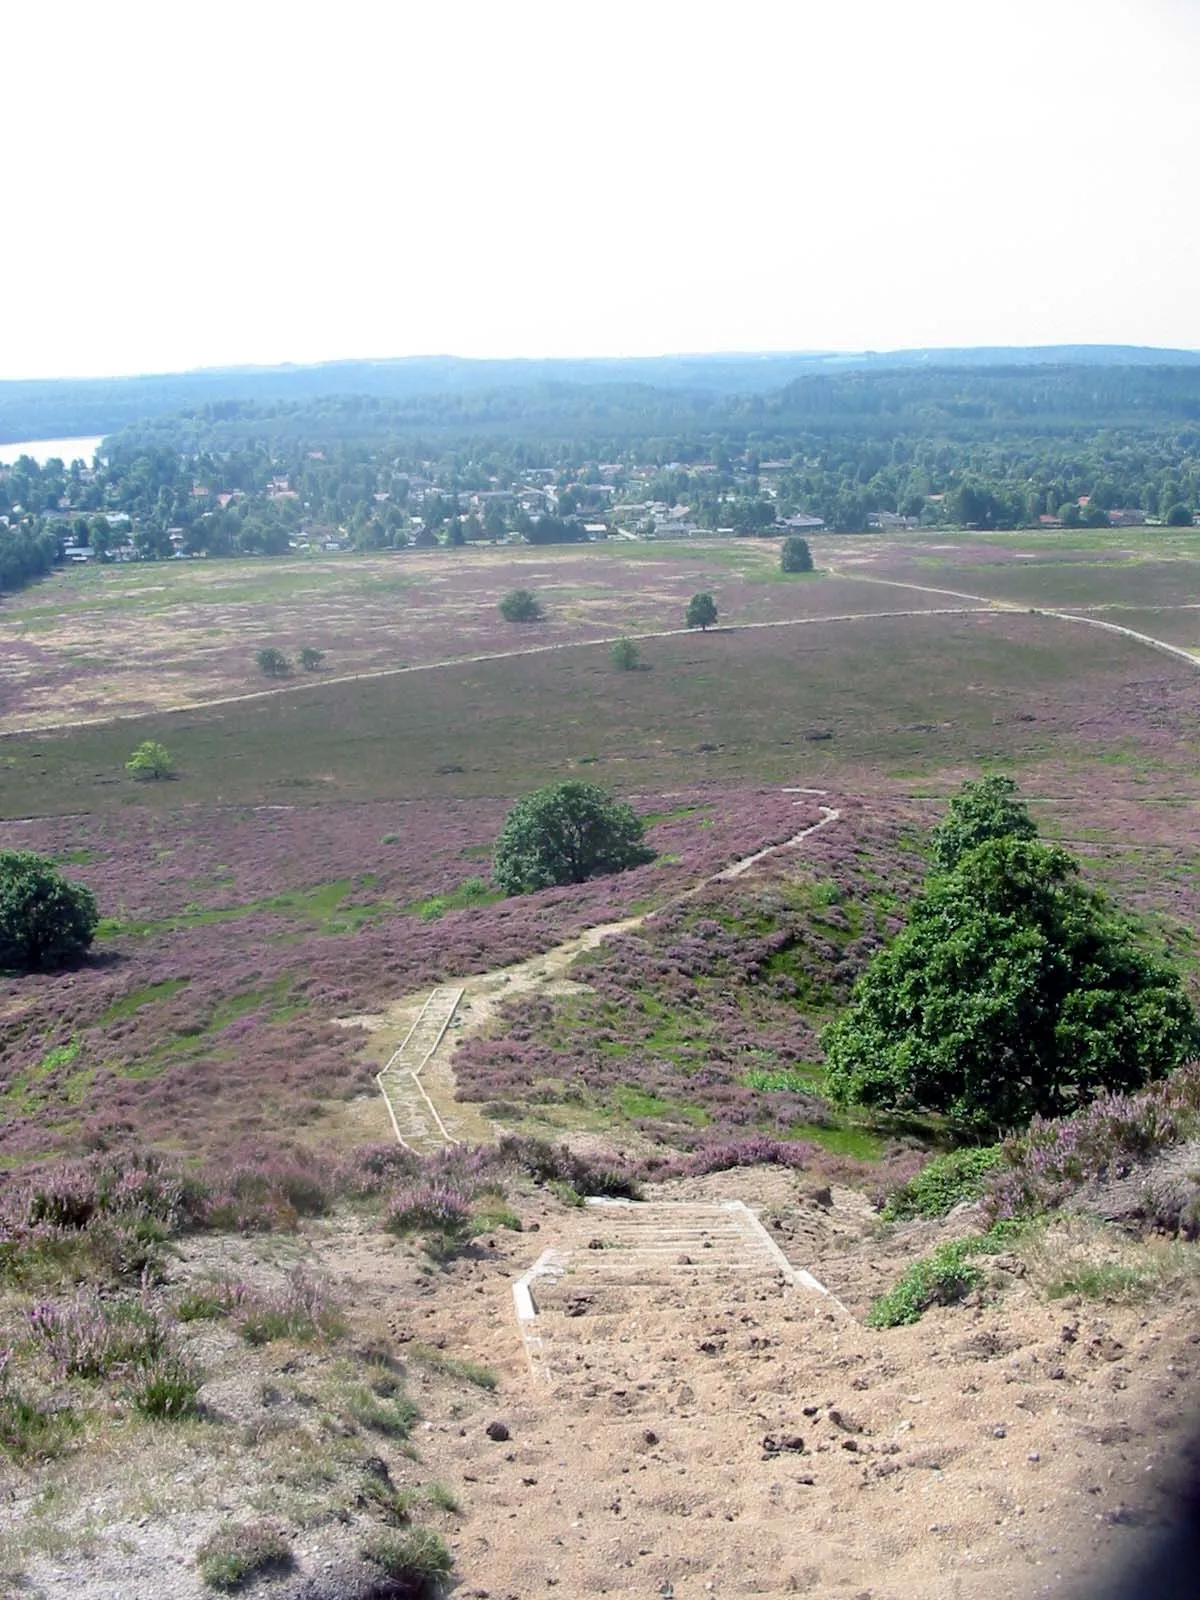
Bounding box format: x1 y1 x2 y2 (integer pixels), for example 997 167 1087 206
5 0 1200 379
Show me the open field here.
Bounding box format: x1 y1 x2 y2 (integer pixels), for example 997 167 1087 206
3 608 1198 818
0 543 963 733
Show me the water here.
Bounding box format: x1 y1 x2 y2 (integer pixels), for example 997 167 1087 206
0 435 105 467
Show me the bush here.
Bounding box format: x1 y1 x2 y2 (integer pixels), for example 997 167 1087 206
1165 503 1194 527
298 646 325 671
498 588 543 622
685 591 718 630
27 1291 167 1378
197 1521 293 1591
0 851 99 971
386 1182 474 1239
492 781 654 895
780 535 813 573
255 646 290 677
125 740 174 781
610 637 641 670
882 1146 1004 1220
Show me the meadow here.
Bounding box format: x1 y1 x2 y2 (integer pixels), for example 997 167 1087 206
1 529 1198 1175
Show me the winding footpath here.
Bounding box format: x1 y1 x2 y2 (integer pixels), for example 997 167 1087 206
375 801 840 1152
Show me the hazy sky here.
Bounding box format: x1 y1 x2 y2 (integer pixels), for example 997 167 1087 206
6 0 1199 378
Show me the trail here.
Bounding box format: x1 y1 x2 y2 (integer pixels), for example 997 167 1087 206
826 566 1200 668
366 802 841 1152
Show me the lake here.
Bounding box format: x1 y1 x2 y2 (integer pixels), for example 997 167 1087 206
0 435 105 467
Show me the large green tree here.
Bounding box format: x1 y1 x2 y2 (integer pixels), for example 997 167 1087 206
685 592 718 630
0 851 100 971
493 782 654 894
822 781 1198 1134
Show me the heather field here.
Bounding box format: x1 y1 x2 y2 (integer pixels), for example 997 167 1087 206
0 541 958 733
2 533 1199 1179
3 608 1198 819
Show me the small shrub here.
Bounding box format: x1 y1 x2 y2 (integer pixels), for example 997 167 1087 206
177 1278 253 1322
235 1270 344 1346
255 646 290 678
498 588 543 623
27 1292 167 1379
125 740 175 781
610 637 641 670
362 1527 453 1593
386 1183 474 1246
298 646 325 671
882 1145 1004 1220
197 1521 293 1591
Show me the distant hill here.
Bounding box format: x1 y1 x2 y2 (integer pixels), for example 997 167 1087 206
1 346 1199 444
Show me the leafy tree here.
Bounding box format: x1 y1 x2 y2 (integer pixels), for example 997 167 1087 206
125 741 174 781
780 535 813 573
822 783 1198 1135
0 851 99 971
499 589 544 623
610 638 641 670
1165 502 1194 526
932 774 1037 871
256 646 290 677
298 646 325 671
685 592 718 631
493 782 655 894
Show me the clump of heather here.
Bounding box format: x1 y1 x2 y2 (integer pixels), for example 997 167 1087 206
27 1288 170 1380
234 1268 345 1347
987 1063 1200 1225
385 1181 474 1241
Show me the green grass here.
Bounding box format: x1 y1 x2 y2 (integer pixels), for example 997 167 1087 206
867 1224 1022 1328
882 1145 1004 1220
405 1344 498 1390
361 1527 453 1592
1043 1262 1156 1302
196 1522 293 1591
409 875 501 921
788 1121 887 1159
98 978 190 1024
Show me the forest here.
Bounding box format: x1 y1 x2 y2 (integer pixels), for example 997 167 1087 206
1 355 1198 580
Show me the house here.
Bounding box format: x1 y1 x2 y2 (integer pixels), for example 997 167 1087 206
778 513 825 532
868 511 917 530
1106 508 1147 527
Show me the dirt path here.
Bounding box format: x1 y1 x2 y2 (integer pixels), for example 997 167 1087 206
826 568 1200 667
348 804 841 1152
380 1169 1200 1600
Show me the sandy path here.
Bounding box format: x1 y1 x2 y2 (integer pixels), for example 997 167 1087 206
375 1170 1200 1600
